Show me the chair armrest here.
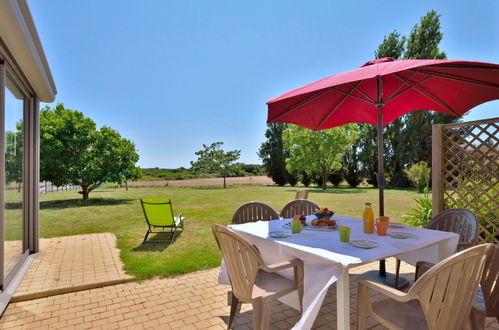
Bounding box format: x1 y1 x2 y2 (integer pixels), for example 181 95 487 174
174 213 185 227
415 261 434 281
262 259 303 272
358 277 413 302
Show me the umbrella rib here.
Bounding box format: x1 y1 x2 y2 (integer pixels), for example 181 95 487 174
384 75 432 103
392 73 460 116
384 69 421 101
408 69 499 89
270 87 337 121
347 82 376 103
315 81 365 130
329 86 375 104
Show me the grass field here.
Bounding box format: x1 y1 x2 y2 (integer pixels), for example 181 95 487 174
37 185 420 280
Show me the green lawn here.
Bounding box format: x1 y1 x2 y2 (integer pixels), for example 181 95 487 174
38 185 420 280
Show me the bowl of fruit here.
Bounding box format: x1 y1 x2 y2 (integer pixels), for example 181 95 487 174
314 208 334 219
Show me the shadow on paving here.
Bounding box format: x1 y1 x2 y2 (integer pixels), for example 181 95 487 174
38 198 135 210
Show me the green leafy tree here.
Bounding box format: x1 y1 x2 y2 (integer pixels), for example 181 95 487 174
5 126 23 190
258 123 293 186
342 142 362 188
283 124 357 190
40 104 141 201
402 9 457 169
404 161 431 193
404 10 446 60
357 124 379 187
373 30 410 186
375 30 405 59
191 142 241 188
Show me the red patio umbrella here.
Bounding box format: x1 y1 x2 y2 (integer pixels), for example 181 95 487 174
267 57 499 286
267 57 499 216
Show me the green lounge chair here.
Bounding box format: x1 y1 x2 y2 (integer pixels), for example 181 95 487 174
140 198 185 243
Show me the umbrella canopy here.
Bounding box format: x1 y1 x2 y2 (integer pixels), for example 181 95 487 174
267 57 499 216
268 57 499 130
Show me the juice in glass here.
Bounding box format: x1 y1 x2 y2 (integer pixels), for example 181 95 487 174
363 203 374 234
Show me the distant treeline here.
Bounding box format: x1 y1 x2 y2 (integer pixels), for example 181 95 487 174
140 164 265 181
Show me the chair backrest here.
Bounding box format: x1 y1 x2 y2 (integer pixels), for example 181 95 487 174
280 199 320 219
295 189 309 200
212 224 264 302
481 244 499 318
409 244 494 330
427 208 478 251
231 202 279 224
140 198 175 227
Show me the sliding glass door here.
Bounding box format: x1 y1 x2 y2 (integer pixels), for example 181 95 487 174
3 79 26 286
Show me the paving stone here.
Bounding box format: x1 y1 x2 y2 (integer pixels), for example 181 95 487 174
1 256 496 329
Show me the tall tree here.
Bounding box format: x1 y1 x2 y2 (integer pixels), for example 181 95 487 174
258 123 292 186
40 104 141 201
357 124 379 187
342 141 362 188
362 10 458 187
375 30 406 60
375 30 408 186
283 124 357 190
404 10 446 60
403 10 457 170
191 142 241 188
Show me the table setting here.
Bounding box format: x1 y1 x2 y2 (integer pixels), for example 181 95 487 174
218 212 459 330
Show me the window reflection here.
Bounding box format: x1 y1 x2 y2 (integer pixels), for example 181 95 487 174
4 84 24 280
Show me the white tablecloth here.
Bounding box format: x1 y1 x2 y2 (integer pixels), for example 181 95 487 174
218 215 459 330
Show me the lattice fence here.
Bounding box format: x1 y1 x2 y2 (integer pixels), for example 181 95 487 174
432 117 498 244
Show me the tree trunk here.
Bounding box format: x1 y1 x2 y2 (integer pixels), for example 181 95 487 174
321 174 328 190
223 176 226 188
79 185 90 201
125 180 128 190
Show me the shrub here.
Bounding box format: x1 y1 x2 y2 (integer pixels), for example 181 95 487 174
300 171 311 187
404 161 431 193
328 172 343 187
285 171 299 186
403 188 432 227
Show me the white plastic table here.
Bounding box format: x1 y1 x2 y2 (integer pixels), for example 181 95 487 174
219 215 459 330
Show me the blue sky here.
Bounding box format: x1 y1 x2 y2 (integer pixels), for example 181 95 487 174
28 0 499 168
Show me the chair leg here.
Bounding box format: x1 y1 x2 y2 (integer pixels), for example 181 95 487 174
170 228 177 245
468 306 486 330
227 295 239 329
142 230 150 243
394 259 401 289
252 297 272 330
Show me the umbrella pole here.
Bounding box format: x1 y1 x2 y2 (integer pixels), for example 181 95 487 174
366 101 407 289
377 105 386 276
377 106 385 217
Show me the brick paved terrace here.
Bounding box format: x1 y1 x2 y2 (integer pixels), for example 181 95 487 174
10 233 134 302
1 253 497 330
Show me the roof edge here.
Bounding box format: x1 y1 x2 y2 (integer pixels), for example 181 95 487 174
0 0 57 102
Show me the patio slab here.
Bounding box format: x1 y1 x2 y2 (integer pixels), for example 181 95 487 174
1 258 497 329
11 233 134 302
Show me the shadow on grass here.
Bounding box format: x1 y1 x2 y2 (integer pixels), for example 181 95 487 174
131 232 183 252
189 185 237 190
283 187 366 194
37 198 136 210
